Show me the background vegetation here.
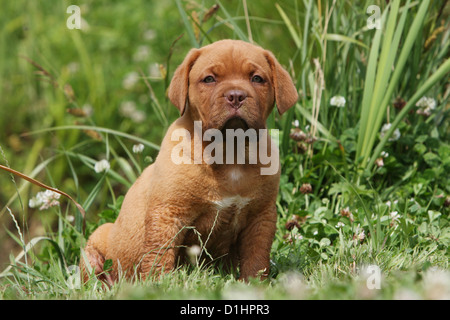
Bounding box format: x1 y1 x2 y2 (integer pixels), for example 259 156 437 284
0 0 448 299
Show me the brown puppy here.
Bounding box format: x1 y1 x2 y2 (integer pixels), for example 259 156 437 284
81 39 298 284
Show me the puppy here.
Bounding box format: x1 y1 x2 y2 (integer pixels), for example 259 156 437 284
81 39 298 284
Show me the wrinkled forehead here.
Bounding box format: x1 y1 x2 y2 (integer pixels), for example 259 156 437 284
190 41 271 78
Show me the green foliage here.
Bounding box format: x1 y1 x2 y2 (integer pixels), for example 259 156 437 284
0 0 449 299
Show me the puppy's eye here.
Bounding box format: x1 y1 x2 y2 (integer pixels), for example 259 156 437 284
202 76 216 83
251 75 264 83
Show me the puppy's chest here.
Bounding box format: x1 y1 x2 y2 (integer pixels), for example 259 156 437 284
193 195 252 241
212 195 251 226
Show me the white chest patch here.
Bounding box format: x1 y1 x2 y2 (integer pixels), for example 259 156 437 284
213 195 250 211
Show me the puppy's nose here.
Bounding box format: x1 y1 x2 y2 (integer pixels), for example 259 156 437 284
225 90 247 109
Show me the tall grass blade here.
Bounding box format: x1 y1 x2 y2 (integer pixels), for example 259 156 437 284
275 3 301 48
215 0 249 41
357 0 431 169
22 125 160 151
175 0 199 48
324 33 369 49
358 2 398 160
360 0 401 159
0 236 66 278
356 24 382 160
363 0 429 167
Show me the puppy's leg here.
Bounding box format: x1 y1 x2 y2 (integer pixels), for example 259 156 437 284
238 206 277 281
139 209 188 279
80 223 114 285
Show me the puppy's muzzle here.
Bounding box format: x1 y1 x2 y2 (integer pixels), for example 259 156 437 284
225 89 247 109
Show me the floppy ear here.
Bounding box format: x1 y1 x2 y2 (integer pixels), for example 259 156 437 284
168 48 201 115
264 51 298 115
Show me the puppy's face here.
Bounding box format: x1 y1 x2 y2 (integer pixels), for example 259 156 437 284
169 40 298 131
188 42 275 131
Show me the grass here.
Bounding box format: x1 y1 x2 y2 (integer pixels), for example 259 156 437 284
0 0 449 300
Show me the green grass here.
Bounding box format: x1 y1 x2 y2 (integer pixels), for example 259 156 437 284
0 0 449 300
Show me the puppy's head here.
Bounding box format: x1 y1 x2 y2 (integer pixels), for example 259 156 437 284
168 40 298 131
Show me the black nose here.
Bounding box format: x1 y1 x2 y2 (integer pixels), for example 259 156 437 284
225 90 247 109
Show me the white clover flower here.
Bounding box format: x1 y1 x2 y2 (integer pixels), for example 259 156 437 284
390 211 401 222
358 230 366 241
122 71 139 90
187 244 201 261
294 234 303 240
148 63 161 78
29 190 61 211
66 62 80 74
132 143 144 154
285 232 303 243
120 101 137 117
330 95 346 107
380 123 401 141
375 157 384 167
416 96 436 116
133 45 150 62
81 103 93 117
28 198 39 209
354 224 365 242
292 119 300 128
94 159 110 173
143 29 156 41
416 96 436 109
336 222 345 228
186 244 202 265
130 110 146 123
119 101 146 123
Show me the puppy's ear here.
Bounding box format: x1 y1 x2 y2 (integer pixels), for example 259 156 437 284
264 51 298 115
168 48 201 115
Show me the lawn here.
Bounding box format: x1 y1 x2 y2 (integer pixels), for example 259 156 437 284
0 0 449 300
